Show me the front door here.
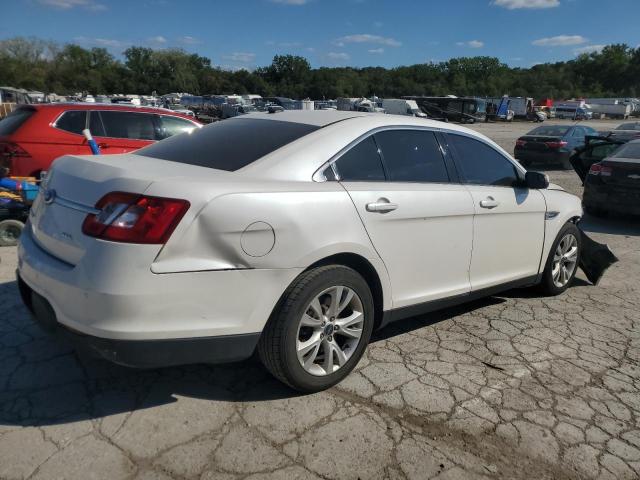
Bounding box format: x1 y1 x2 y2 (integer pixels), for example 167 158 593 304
445 133 546 290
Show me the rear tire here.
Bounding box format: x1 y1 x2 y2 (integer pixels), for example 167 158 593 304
539 222 581 296
0 219 24 247
258 265 374 392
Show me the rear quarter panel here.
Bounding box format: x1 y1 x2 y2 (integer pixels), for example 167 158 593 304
149 180 393 309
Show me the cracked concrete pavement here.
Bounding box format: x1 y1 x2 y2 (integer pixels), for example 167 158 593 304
1 120 639 479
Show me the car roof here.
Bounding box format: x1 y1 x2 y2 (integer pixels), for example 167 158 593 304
242 110 371 127
25 102 199 122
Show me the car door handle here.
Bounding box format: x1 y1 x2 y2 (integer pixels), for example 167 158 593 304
366 199 398 213
479 197 500 209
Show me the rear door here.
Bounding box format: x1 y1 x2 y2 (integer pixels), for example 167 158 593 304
445 133 546 290
570 140 623 182
49 110 90 158
336 129 474 308
90 110 158 153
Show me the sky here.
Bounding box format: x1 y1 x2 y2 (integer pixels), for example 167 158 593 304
2 0 639 70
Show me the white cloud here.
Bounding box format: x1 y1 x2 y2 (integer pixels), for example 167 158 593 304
334 34 401 47
492 0 559 9
532 35 587 46
178 36 201 45
73 36 129 48
269 0 310 4
456 40 484 48
574 44 606 55
38 0 106 10
368 48 384 54
327 52 350 61
147 36 167 44
222 52 256 63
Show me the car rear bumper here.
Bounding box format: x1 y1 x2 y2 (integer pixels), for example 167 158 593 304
514 149 569 164
583 183 640 215
18 274 261 367
17 224 303 366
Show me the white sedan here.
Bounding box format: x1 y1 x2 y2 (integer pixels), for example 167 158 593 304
18 111 583 392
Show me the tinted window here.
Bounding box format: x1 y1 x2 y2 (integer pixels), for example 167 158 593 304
448 134 520 187
0 107 35 135
335 136 385 181
612 142 640 159
528 125 569 136
375 130 449 183
100 111 156 140
88 111 106 137
135 118 319 171
158 115 197 139
617 123 640 131
55 110 87 135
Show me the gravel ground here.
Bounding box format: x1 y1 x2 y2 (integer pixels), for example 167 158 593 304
1 119 639 480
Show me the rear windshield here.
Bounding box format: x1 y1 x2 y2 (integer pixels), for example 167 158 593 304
0 107 35 136
612 142 640 159
528 126 569 136
616 123 640 131
134 117 320 171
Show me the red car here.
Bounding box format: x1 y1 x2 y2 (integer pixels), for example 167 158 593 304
0 103 201 177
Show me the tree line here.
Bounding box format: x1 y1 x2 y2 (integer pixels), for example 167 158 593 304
1 36 639 100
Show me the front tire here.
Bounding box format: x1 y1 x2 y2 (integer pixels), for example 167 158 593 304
539 222 581 295
0 219 24 247
258 265 374 392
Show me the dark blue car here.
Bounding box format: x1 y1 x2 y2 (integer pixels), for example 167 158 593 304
514 124 597 169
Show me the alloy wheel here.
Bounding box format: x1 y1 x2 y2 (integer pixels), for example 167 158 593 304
552 233 578 288
296 285 364 376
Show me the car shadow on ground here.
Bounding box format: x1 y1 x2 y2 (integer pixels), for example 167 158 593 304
0 272 594 430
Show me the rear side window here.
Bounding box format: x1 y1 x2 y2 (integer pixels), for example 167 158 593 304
100 111 156 140
88 111 106 137
0 107 35 135
158 115 197 139
375 129 449 183
135 118 320 171
335 136 385 181
55 110 87 135
448 134 520 187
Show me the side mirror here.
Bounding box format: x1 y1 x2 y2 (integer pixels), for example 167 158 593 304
525 171 549 189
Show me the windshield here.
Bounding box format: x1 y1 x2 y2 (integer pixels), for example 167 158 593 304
527 126 569 136
616 123 640 131
134 117 320 171
612 142 640 159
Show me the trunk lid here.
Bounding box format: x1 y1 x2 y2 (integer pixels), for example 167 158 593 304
519 135 564 151
28 153 233 265
600 158 640 190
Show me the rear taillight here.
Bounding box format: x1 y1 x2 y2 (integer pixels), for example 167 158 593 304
544 140 568 149
515 139 527 147
588 163 612 177
82 192 190 244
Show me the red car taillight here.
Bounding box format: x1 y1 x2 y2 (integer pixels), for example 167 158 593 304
0 142 31 173
515 139 527 147
588 163 612 177
82 192 190 244
544 140 568 149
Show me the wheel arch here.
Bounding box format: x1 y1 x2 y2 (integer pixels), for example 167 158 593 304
306 253 387 331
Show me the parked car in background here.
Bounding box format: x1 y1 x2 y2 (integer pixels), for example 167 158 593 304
554 105 593 120
0 103 201 177
606 122 640 143
514 124 598 169
570 138 640 217
18 110 583 392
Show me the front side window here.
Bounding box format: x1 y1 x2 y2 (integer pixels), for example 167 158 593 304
99 111 156 140
55 110 87 135
374 130 449 183
334 136 385 182
448 134 520 187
